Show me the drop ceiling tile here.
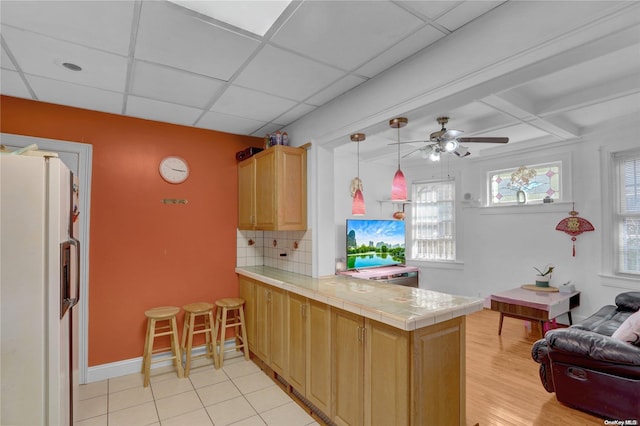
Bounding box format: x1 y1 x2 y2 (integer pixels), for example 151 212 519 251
355 25 446 78
135 1 260 80
399 1 463 20
1 26 128 92
131 61 224 109
273 103 316 126
0 69 31 98
436 1 506 31
210 85 297 122
306 75 367 106
26 74 124 114
125 95 203 127
1 45 16 71
251 122 285 138
0 0 135 55
234 45 344 102
271 1 424 70
197 110 266 135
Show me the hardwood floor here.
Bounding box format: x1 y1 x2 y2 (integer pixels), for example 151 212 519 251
465 309 603 426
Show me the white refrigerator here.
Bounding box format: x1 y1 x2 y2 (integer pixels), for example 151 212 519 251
1 153 80 425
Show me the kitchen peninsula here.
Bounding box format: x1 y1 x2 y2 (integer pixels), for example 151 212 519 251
236 266 482 426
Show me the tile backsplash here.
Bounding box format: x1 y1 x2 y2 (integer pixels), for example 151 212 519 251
237 228 313 276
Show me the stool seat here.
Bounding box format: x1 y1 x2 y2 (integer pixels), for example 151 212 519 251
145 306 180 319
181 302 217 375
216 298 245 309
214 297 249 368
142 306 183 387
184 302 214 314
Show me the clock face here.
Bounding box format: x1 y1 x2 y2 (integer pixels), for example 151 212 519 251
159 156 189 184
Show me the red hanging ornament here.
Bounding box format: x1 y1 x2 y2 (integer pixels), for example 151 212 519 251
555 203 594 256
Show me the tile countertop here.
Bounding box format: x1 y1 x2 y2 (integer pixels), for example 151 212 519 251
236 266 483 331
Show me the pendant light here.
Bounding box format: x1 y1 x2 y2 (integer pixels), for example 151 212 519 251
389 117 408 200
350 133 366 216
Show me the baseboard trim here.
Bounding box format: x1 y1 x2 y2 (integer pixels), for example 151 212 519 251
85 340 242 383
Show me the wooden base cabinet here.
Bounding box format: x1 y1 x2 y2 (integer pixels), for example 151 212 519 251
332 310 364 426
238 277 255 352
239 276 466 426
365 320 410 426
306 300 332 416
286 293 306 394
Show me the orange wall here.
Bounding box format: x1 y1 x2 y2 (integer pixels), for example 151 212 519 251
1 95 259 366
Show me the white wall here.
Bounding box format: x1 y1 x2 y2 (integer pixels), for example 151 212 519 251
394 119 640 322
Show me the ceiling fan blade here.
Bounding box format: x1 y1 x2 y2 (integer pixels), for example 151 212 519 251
458 137 509 144
387 139 428 145
440 129 463 141
402 146 424 158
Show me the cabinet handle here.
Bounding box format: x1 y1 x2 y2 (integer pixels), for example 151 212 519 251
361 326 366 344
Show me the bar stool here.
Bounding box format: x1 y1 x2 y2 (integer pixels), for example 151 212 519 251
142 306 183 387
181 302 217 376
213 298 249 368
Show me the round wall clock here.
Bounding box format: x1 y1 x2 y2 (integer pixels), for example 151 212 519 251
159 156 189 184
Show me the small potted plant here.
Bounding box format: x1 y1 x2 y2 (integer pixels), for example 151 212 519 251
534 265 554 287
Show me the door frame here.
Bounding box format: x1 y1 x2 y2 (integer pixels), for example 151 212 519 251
1 133 92 384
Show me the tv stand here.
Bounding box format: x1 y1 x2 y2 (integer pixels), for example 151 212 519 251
338 265 419 288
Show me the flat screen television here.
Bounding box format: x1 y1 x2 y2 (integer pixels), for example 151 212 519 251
346 219 405 270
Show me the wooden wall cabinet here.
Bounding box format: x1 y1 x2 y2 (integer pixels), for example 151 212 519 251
237 145 307 230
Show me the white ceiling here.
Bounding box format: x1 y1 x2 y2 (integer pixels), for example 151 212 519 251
1 1 639 165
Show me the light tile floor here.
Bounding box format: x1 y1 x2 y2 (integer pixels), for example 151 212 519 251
77 355 319 426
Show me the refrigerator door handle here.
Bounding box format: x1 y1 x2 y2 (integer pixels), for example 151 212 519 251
69 237 80 307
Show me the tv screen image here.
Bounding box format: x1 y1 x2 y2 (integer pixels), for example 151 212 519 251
346 219 405 270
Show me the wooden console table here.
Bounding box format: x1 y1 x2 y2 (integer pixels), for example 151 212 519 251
490 287 580 336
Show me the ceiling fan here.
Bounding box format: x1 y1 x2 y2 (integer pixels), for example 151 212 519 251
398 116 509 161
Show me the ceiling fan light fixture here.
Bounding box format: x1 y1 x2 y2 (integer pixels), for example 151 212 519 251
429 149 440 162
444 139 458 152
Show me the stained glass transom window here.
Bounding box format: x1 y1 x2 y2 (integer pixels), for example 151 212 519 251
489 162 562 205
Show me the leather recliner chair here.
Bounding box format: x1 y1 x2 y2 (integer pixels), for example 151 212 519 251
531 292 640 420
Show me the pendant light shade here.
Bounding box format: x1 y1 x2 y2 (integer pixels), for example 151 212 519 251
352 188 366 215
389 117 408 201
391 168 407 200
350 133 366 216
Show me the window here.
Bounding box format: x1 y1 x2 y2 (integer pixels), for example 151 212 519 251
411 179 455 261
489 162 562 205
615 150 640 276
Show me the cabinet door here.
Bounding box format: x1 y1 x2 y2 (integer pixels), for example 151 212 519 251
365 319 410 426
306 300 332 416
332 309 364 426
237 159 255 230
254 150 276 229
254 283 270 362
238 277 256 352
287 293 306 394
269 286 288 376
276 147 307 230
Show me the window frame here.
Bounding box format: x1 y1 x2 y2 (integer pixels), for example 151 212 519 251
487 161 563 206
613 149 640 277
481 151 573 210
409 177 462 265
600 146 640 289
